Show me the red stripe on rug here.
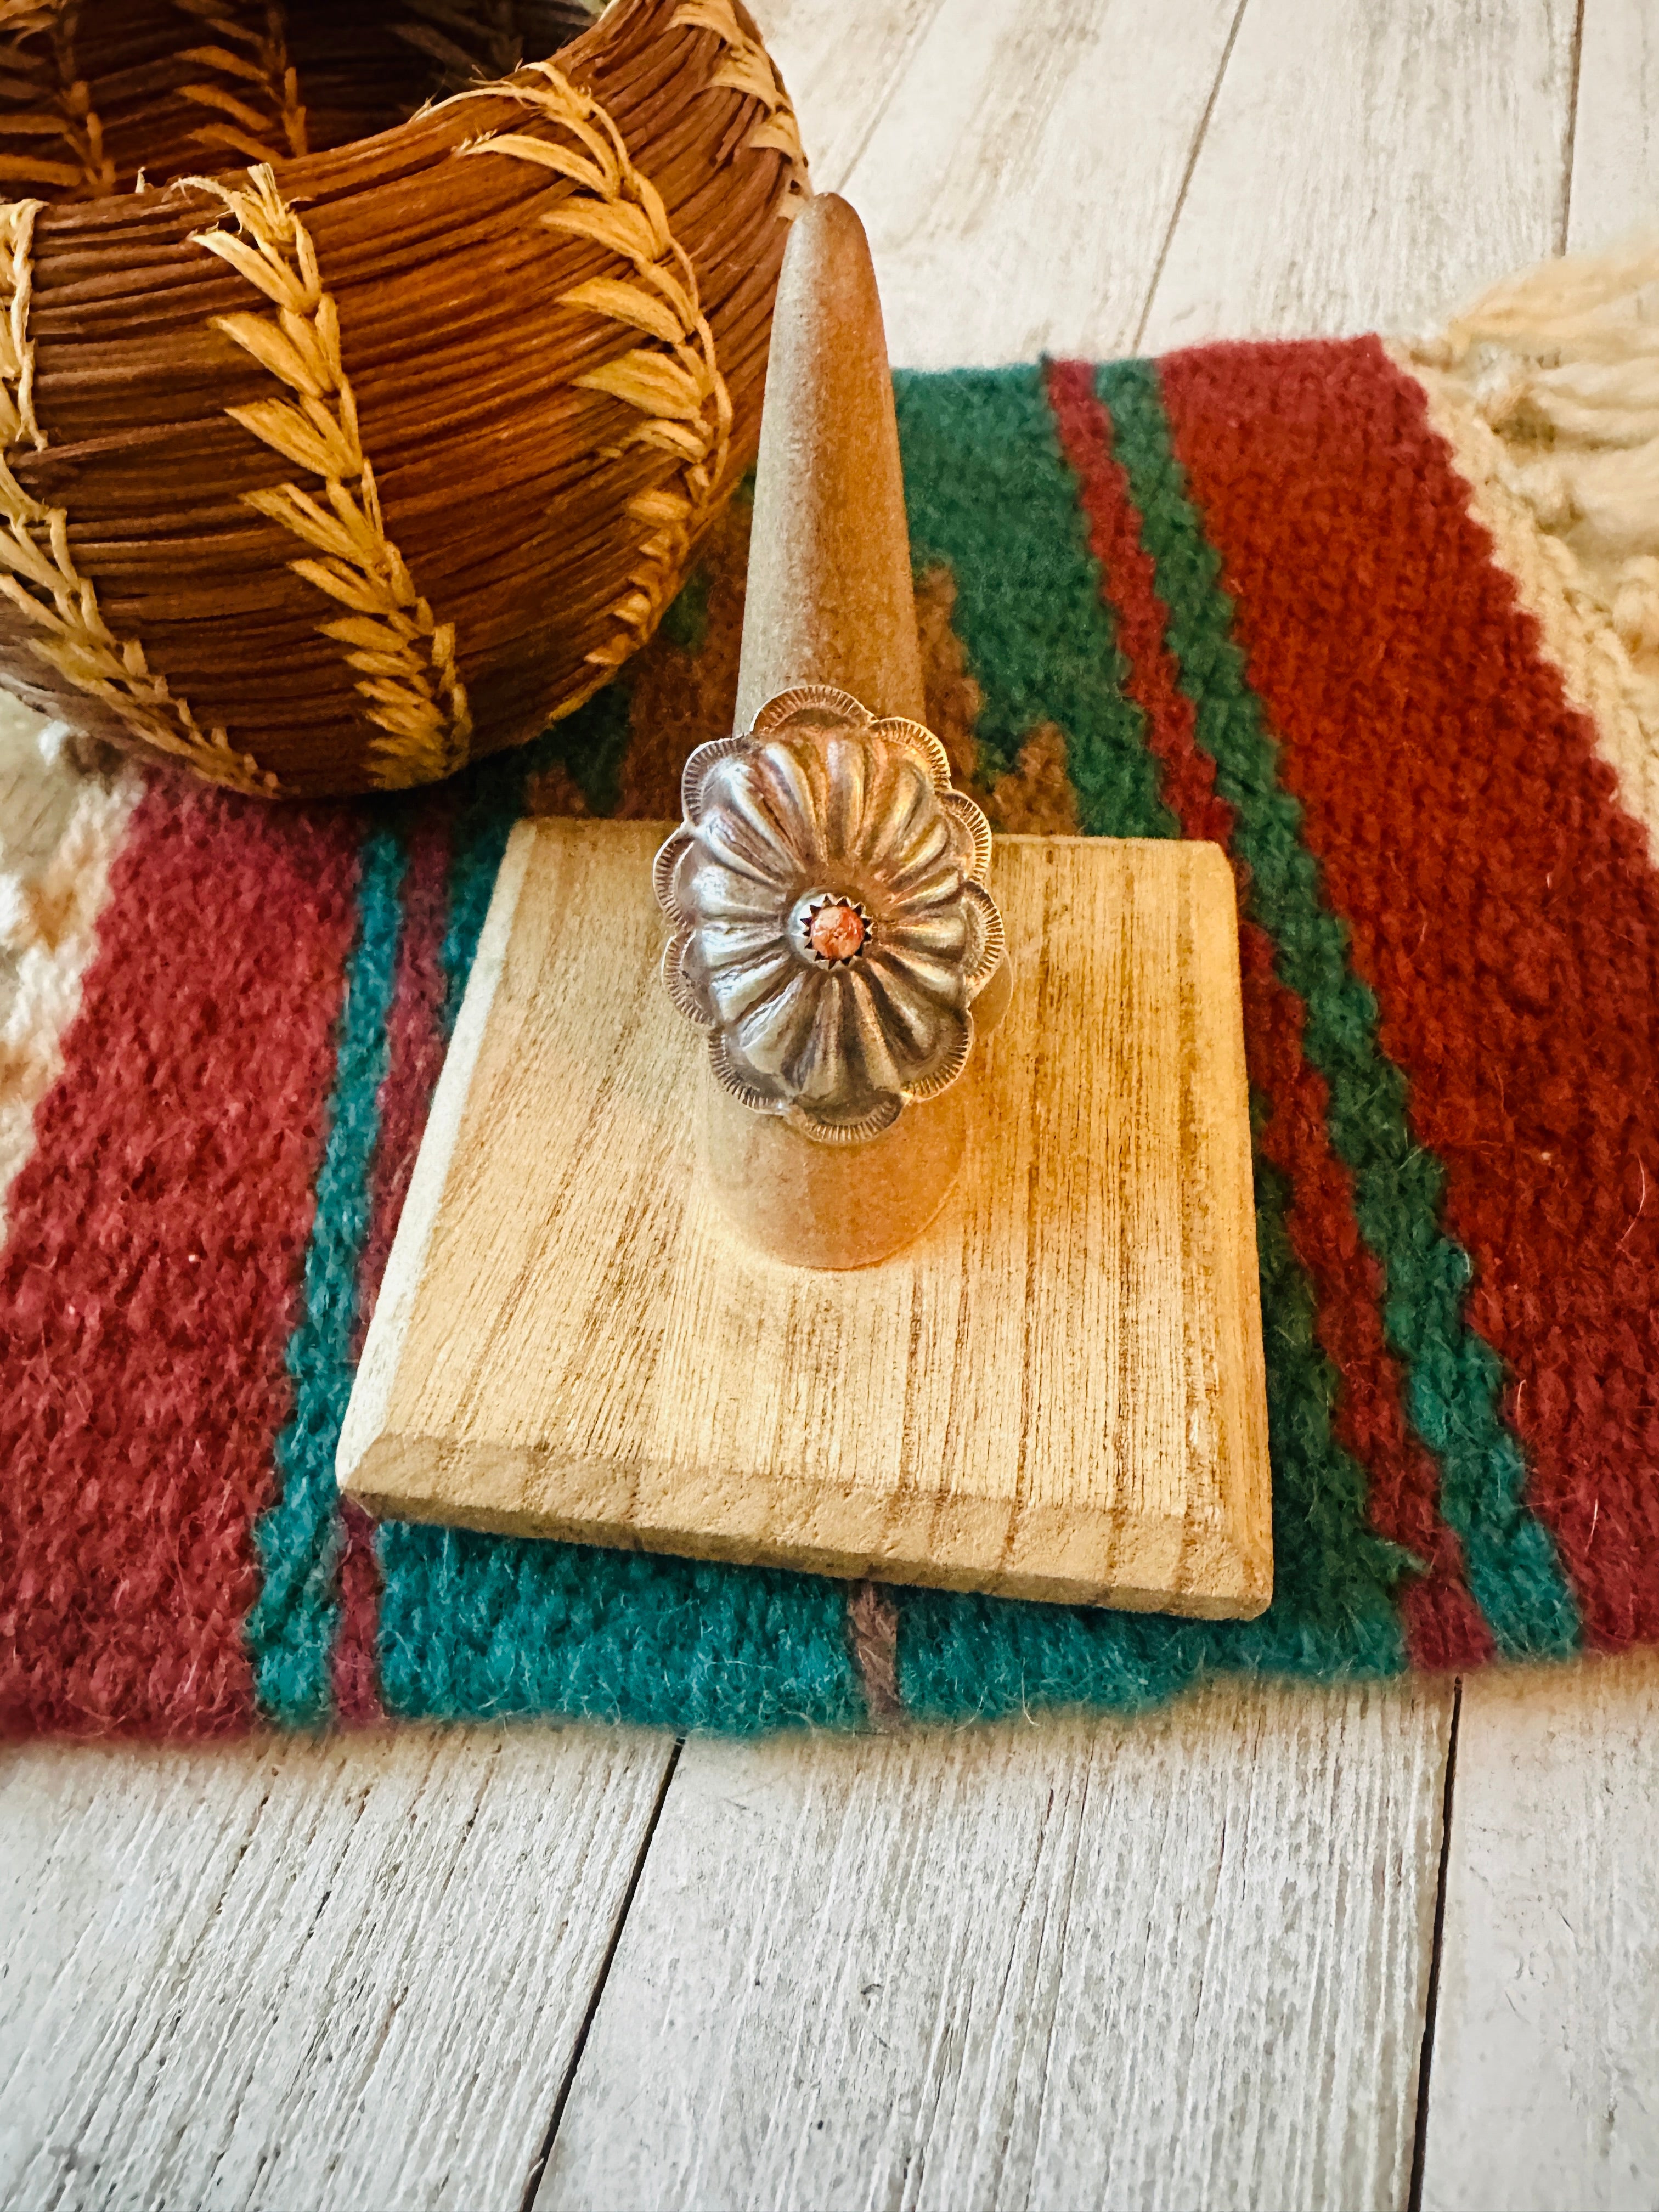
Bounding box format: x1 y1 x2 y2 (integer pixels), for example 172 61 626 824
332 805 454 1726
1159 336 1659 1651
0 780 359 1737
1046 357 1492 1669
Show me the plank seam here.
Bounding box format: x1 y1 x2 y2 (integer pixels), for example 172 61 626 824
520 1735 684 2212
1131 0 1251 352
828 0 952 193
1558 0 1587 255
1407 1674 1462 2212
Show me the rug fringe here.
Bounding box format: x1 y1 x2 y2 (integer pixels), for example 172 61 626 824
0 721 143 1236
1400 236 1659 854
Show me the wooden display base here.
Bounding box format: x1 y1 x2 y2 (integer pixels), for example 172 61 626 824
337 821 1272 1617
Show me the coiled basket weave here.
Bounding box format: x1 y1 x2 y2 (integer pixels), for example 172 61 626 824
0 0 806 795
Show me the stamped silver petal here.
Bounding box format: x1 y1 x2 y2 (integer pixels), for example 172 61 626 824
869 717 952 792
857 947 949 1057
697 917 788 969
791 973 849 1102
708 946 796 1025
962 879 1007 984
878 805 957 901
732 967 819 1076
681 735 749 824
885 870 968 928
865 938 962 1007
662 931 716 1030
710 1032 785 1114
751 684 872 737
850 760 934 896
683 854 785 921
751 737 828 873
905 1007 974 1103
843 965 907 1096
820 729 873 862
697 806 795 891
701 757 810 878
881 905 972 962
940 789 992 880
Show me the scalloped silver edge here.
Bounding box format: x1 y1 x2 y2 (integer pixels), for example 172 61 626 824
962 879 1007 989
652 826 693 915
868 716 952 793
681 734 750 825
902 1010 976 1104
751 684 872 737
940 788 992 880
709 1031 787 1114
786 1092 905 1146
662 931 716 1030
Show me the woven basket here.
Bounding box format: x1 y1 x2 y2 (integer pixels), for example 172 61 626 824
0 0 805 796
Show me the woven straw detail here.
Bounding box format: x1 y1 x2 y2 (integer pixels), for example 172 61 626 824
462 61 734 685
0 200 277 792
1398 338 1659 861
0 196 41 454
171 0 310 167
670 0 809 213
192 165 474 788
0 0 115 196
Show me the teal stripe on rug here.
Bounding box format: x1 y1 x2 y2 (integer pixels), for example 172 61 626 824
249 821 408 1727
1104 354 1578 1661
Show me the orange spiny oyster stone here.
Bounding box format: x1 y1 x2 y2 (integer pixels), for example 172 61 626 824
809 901 866 962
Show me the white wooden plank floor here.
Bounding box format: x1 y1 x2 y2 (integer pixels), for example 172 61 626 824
2 3 1656 2206
540 1686 1451 2212
1421 1656 1659 2212
1 1729 676 2212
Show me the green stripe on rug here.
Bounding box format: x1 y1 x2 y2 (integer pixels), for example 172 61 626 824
1100 356 1579 1660
890 368 1413 1719
894 365 1176 836
249 820 408 1726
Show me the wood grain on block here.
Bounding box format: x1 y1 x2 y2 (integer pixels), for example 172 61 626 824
339 818 1270 1617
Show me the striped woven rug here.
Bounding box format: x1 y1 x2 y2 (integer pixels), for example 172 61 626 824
3 328 1656 1737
